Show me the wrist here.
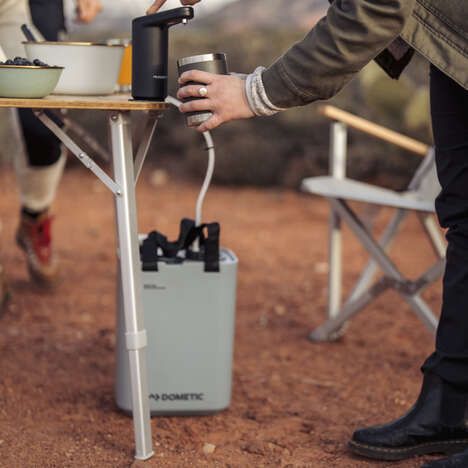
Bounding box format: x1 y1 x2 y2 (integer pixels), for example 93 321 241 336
245 66 285 117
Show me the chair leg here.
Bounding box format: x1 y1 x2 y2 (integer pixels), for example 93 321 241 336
412 257 446 293
402 293 438 332
314 208 407 339
331 200 411 280
417 213 446 259
399 258 445 333
326 122 347 320
311 199 441 341
348 209 407 302
310 278 390 341
328 207 343 319
332 200 438 329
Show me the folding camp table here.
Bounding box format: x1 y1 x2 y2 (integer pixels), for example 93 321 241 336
0 94 167 461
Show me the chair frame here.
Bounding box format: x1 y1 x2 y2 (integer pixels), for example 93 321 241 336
307 106 446 342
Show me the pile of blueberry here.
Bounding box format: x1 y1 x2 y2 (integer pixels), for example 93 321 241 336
0 56 49 67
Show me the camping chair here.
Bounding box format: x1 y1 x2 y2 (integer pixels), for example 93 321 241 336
301 105 446 342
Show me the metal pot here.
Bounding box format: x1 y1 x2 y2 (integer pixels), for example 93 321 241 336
23 41 124 95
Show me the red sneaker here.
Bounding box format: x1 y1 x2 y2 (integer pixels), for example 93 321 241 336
16 211 59 287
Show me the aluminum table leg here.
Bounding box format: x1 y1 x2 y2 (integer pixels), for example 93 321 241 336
109 111 153 461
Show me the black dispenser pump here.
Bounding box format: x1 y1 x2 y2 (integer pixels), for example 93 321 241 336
132 7 194 101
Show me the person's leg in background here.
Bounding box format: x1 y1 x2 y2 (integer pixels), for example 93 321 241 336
417 67 468 468
15 0 66 286
0 0 59 303
349 67 468 462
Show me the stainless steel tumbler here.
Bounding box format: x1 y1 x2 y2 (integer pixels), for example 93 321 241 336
177 53 228 127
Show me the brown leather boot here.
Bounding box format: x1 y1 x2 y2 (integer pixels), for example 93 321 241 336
16 211 59 287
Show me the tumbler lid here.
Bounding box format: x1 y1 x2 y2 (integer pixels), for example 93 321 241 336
177 53 226 67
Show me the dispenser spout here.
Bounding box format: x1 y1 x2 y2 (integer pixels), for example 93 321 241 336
133 6 194 29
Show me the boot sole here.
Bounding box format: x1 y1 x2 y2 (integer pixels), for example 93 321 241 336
348 439 468 461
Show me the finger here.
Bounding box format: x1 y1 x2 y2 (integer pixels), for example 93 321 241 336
182 0 201 5
197 114 222 133
179 70 215 85
147 0 166 14
83 9 93 21
177 85 208 100
180 99 212 113
77 2 96 22
77 10 91 22
81 8 98 23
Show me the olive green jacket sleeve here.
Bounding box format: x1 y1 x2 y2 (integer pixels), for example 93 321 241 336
262 0 415 108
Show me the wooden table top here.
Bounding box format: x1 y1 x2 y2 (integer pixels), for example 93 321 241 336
0 93 168 111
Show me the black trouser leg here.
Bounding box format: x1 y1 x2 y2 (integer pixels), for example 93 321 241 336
422 66 468 387
17 0 65 168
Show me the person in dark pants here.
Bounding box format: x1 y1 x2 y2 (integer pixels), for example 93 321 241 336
152 0 467 466
18 0 66 177
423 66 468 389
347 66 468 468
415 66 468 468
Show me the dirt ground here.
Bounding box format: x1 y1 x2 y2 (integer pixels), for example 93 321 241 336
0 165 444 467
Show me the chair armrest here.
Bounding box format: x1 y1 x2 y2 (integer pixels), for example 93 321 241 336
319 105 430 157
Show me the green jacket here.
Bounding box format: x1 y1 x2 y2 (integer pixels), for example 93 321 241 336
262 0 467 108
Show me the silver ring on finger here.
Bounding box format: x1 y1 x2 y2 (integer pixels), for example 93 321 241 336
198 86 208 98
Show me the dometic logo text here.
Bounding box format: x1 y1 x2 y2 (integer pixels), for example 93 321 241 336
149 393 204 402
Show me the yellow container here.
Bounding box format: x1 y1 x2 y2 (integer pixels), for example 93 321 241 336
107 38 132 92
118 43 132 89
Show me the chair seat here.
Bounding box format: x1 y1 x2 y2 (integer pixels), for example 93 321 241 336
301 176 435 212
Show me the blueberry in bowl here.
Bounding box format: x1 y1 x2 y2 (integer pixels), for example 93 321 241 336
0 56 64 98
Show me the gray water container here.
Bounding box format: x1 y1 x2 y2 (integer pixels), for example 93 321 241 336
115 248 238 415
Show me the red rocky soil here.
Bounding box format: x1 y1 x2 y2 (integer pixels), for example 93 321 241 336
0 166 443 467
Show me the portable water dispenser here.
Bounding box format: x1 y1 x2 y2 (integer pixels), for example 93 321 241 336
115 106 238 415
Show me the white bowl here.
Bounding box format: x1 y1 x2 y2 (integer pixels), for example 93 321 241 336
23 41 124 95
0 65 63 98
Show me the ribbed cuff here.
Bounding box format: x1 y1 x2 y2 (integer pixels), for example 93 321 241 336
245 66 286 117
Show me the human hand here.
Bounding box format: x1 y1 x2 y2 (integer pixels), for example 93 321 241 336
147 0 201 15
177 70 255 132
76 0 102 23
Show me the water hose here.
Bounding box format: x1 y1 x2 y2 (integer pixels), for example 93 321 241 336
165 96 216 250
